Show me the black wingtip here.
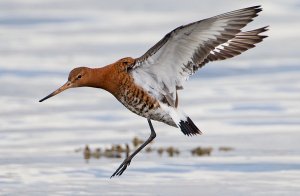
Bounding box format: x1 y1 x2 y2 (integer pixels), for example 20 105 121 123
261 26 270 39
248 5 262 11
255 26 269 40
262 25 270 32
179 117 202 136
239 5 262 17
251 5 263 17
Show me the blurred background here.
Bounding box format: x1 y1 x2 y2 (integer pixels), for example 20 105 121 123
0 0 299 195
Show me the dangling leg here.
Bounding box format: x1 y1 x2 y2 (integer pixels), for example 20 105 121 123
111 119 156 178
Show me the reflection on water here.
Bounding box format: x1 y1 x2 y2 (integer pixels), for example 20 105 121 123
1 0 300 195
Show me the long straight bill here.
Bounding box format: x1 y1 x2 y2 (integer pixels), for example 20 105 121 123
39 81 71 102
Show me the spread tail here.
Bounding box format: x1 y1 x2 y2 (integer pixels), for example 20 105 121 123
178 116 202 136
160 104 202 136
167 107 202 136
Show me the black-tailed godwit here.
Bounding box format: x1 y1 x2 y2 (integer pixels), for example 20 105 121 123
39 5 268 177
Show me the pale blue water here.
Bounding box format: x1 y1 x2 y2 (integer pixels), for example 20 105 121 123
0 0 300 195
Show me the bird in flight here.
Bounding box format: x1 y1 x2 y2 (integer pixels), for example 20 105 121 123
39 5 268 177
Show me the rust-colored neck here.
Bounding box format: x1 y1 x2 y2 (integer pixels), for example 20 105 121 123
85 57 135 98
86 64 121 97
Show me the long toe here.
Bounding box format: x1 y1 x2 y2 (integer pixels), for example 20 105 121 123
110 158 132 178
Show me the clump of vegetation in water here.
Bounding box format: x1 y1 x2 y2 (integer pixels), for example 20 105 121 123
75 136 234 160
219 146 234 152
191 147 213 156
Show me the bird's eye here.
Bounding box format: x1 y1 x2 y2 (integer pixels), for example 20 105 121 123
77 75 82 79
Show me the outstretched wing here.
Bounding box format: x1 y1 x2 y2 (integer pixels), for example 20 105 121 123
129 6 267 107
198 26 268 68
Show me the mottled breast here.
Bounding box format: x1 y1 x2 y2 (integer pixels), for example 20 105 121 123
113 57 176 126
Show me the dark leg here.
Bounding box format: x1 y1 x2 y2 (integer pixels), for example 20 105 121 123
110 119 156 178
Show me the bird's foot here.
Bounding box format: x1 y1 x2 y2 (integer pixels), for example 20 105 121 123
110 157 132 178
